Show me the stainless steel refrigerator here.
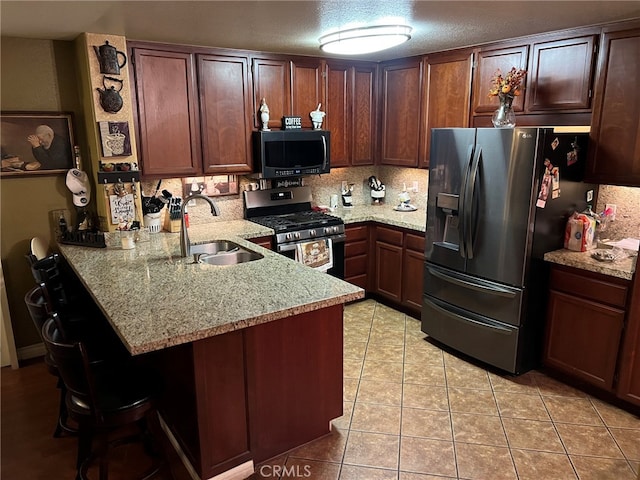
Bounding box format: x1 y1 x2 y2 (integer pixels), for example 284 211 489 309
422 127 595 374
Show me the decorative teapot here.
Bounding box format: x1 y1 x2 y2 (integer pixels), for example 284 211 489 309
96 76 124 113
93 40 127 75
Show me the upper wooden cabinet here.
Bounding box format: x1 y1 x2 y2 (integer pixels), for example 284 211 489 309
251 57 291 130
291 58 323 130
420 50 473 167
251 56 323 131
471 44 529 115
586 23 640 187
525 35 596 112
130 44 253 178
131 47 201 178
198 53 253 174
380 58 423 167
325 61 376 167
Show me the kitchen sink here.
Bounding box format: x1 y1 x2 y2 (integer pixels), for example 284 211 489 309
193 241 263 265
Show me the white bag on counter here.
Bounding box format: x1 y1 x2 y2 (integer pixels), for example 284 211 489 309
564 212 596 252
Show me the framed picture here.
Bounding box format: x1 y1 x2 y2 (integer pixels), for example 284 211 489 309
1 112 75 177
98 121 132 157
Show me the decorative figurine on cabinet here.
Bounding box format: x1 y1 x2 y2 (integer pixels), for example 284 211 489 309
310 104 326 130
259 98 270 131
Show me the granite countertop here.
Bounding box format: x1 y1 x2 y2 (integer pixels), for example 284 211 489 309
544 248 638 281
59 219 363 356
328 204 426 232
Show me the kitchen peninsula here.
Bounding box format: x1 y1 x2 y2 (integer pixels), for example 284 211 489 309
58 219 364 480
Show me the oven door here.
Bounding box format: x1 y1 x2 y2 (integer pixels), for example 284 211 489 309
277 234 345 279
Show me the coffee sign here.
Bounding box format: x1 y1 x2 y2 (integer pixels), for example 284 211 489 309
282 116 302 130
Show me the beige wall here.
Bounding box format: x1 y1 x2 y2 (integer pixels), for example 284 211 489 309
1 37 85 349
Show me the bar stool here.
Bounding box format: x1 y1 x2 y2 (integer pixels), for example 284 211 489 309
41 318 165 480
29 253 129 362
24 284 77 437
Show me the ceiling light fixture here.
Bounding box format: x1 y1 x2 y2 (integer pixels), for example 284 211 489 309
319 24 412 55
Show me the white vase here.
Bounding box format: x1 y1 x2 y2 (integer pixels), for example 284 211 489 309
260 111 270 131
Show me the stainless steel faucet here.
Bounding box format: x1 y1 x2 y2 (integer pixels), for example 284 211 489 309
180 193 220 257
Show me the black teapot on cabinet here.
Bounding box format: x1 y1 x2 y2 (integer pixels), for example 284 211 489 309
93 40 127 75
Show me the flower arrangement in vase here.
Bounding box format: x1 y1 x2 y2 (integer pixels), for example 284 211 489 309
488 67 527 128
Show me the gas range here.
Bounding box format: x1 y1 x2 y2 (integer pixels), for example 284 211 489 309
244 186 345 248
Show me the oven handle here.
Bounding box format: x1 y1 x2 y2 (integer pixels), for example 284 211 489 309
277 233 346 253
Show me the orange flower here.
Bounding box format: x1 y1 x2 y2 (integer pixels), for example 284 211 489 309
488 67 527 97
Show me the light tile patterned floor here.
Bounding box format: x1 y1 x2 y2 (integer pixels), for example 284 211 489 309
252 299 640 480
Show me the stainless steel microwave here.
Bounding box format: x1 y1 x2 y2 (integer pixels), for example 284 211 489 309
252 130 330 178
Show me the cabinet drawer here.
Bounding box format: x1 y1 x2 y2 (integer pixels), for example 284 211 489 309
345 225 368 242
376 226 403 246
346 255 368 277
346 239 367 257
405 233 425 253
550 267 629 308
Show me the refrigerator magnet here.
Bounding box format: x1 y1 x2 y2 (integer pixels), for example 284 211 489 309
551 137 560 150
536 173 552 208
567 137 580 166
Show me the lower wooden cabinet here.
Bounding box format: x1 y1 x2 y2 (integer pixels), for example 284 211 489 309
344 223 425 316
402 233 426 311
617 268 640 406
345 224 369 289
248 236 272 250
374 225 425 316
544 265 634 399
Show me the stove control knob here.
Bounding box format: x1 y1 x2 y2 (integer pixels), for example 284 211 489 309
286 233 293 241
324 227 331 235
333 226 340 233
309 229 316 237
294 232 301 239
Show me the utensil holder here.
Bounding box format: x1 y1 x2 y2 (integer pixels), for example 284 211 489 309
143 213 162 233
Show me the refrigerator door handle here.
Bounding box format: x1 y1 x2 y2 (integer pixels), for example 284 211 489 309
424 297 513 333
426 265 517 298
458 145 475 259
464 146 482 259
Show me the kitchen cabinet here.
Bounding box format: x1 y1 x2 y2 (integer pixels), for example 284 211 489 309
197 53 253 174
544 265 629 392
380 58 423 167
617 267 640 406
251 57 291 130
525 34 596 112
471 44 529 115
586 22 640 187
344 224 370 289
131 47 201 178
402 233 425 312
325 61 377 167
374 225 425 316
291 58 323 130
251 56 323 131
420 50 473 167
248 236 272 250
375 226 404 302
130 44 253 178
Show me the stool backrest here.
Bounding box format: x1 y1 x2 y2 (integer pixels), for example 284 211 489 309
24 284 49 339
41 318 99 421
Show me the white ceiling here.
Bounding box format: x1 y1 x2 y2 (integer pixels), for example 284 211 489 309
2 1 640 61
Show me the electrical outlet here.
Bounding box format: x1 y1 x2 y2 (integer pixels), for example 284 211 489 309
586 189 594 203
605 203 617 221
412 181 419 192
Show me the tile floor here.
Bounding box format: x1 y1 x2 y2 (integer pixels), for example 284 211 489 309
253 299 640 480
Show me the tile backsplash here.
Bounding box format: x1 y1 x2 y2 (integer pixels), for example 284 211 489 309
596 185 640 240
143 170 638 243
